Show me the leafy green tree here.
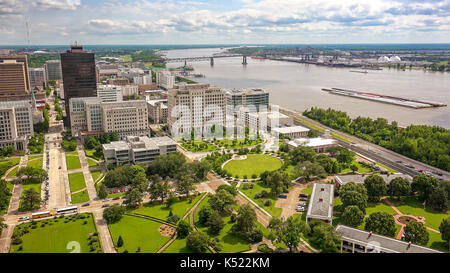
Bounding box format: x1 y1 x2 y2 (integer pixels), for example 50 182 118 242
364 212 396 237
336 149 355 165
341 190 367 213
176 221 192 239
289 146 316 164
388 177 411 200
0 180 12 212
198 206 214 226
117 236 124 247
350 164 358 173
268 216 310 252
341 205 365 227
231 204 257 234
103 205 125 224
404 221 429 246
263 171 290 196
176 174 196 198
186 231 209 253
439 217 450 248
411 174 440 201
364 174 387 202
124 188 143 208
294 161 326 181
98 184 108 199
20 188 41 211
207 211 225 235
310 221 341 253
427 187 448 211
0 216 6 230
216 185 238 196
208 190 236 215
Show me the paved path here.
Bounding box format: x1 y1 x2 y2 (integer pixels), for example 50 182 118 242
6 155 28 215
76 142 97 201
0 224 15 253
92 210 116 253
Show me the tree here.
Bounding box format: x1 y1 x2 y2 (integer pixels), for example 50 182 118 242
198 206 214 226
186 231 209 253
216 185 238 196
411 174 440 201
149 179 171 203
289 146 316 164
439 217 450 248
232 204 257 234
98 184 108 199
117 236 124 247
20 188 41 211
403 221 429 246
176 174 196 198
207 211 225 235
427 187 448 212
364 174 387 202
176 221 192 239
268 216 310 252
350 164 358 173
124 188 143 208
310 221 341 253
341 205 364 227
294 161 326 181
336 149 355 165
364 212 396 237
263 171 290 197
341 190 367 213
0 216 6 230
208 189 236 215
388 177 411 200
103 205 125 224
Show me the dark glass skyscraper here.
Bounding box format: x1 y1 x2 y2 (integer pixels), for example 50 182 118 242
61 45 97 124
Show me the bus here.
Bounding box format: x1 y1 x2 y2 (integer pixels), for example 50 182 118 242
31 211 53 219
56 206 78 215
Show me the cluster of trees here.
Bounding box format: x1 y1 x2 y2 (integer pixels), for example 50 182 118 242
0 180 12 213
259 170 291 197
103 205 125 224
34 108 49 133
201 152 232 177
303 107 450 171
28 133 45 154
412 174 449 212
130 50 164 63
0 145 14 157
54 97 63 120
85 132 119 159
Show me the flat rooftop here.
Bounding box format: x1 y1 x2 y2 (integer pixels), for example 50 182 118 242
272 126 310 134
334 174 412 186
336 225 442 253
289 137 337 147
306 183 334 221
103 136 177 151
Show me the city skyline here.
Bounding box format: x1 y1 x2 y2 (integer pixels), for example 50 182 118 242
1 0 450 45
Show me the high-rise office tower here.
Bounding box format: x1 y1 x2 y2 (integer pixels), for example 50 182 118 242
0 55 30 101
61 44 97 124
44 60 62 81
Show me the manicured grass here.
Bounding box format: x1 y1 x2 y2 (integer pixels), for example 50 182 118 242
215 138 263 149
26 158 43 169
340 160 371 174
72 190 90 204
7 166 19 177
108 214 171 253
427 230 448 252
21 181 42 195
65 151 78 155
87 158 98 167
365 201 397 216
91 170 102 182
239 181 282 217
10 213 101 253
85 149 103 161
194 196 251 253
301 186 313 195
68 172 86 192
223 154 282 178
180 140 218 153
387 196 449 230
66 155 81 170
28 154 43 160
131 193 204 221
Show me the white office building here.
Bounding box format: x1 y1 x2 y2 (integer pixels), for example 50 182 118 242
97 85 123 102
156 70 175 90
0 100 34 150
133 74 152 85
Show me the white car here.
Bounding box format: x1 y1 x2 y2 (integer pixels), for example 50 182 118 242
19 216 30 221
296 206 305 212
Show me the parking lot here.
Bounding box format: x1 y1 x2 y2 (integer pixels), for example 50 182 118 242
275 183 311 219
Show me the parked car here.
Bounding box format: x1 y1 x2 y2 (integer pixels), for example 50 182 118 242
278 194 287 199
299 197 308 201
19 216 30 221
101 204 110 208
112 197 120 200
296 206 305 212
299 193 308 198
298 202 306 207
82 203 90 207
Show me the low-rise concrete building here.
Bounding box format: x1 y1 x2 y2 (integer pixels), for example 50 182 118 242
336 225 441 253
334 174 412 188
272 125 310 139
102 136 177 166
247 111 293 133
306 183 334 225
288 137 337 153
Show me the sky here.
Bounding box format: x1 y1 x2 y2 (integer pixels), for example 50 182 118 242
0 0 450 45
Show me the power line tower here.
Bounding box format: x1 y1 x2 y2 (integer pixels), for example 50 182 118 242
25 19 30 52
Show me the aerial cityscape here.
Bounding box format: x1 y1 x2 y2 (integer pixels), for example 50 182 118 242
0 0 449 265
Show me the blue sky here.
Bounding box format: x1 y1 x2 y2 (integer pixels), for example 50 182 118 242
0 0 449 45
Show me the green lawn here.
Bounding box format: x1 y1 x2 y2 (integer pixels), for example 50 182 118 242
7 166 19 177
108 214 171 253
223 154 282 178
180 141 218 153
301 186 313 195
10 213 102 253
427 229 448 252
215 138 263 149
68 172 87 192
28 154 43 160
72 190 90 204
194 196 251 253
65 151 78 155
85 149 103 161
91 170 102 182
87 158 98 167
131 193 204 222
340 160 371 174
26 158 43 169
66 155 81 170
365 201 398 216
239 181 282 217
387 196 449 230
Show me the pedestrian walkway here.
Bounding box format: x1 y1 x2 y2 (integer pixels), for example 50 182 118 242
92 210 116 253
6 155 28 215
76 142 97 201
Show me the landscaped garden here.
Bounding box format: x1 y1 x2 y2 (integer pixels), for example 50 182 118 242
87 158 98 167
68 172 87 192
239 181 282 217
66 155 81 170
10 213 102 253
223 154 282 179
108 214 172 253
179 140 218 153
91 170 102 182
26 158 43 169
214 138 263 149
72 190 90 204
